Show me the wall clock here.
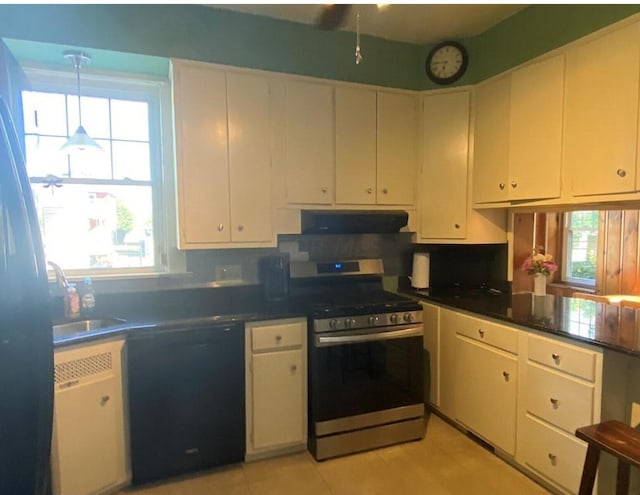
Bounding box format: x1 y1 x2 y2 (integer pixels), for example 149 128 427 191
425 41 468 85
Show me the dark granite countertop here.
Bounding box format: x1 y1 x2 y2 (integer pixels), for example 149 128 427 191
406 289 640 357
53 303 307 348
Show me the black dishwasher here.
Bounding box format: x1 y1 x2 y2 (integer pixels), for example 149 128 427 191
127 322 245 485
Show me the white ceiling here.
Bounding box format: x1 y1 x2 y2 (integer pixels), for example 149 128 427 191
211 4 528 45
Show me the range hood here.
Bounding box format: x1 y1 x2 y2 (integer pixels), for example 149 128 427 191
301 210 408 234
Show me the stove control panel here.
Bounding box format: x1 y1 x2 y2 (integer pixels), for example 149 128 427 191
314 310 423 333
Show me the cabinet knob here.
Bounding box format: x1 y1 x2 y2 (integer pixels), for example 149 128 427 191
502 371 510 380
382 188 388 195
617 168 627 178
499 183 505 190
548 453 557 464
291 364 297 372
552 353 560 362
550 398 559 407
510 181 517 188
237 225 244 232
275 335 282 342
478 328 485 337
100 395 110 406
366 188 373 194
321 187 328 193
454 223 460 229
217 223 224 232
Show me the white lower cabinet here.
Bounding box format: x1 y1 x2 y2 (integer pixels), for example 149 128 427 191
454 320 518 455
429 305 603 494
52 339 128 495
245 318 307 460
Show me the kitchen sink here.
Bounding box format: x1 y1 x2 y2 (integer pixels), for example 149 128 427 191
53 318 126 339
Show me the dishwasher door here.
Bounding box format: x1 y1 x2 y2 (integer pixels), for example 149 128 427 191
127 323 245 485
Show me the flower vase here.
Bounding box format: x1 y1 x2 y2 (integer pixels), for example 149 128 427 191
533 274 546 296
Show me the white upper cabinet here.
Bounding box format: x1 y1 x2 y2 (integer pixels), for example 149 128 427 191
173 61 273 247
473 74 511 204
509 54 564 201
284 80 334 204
377 92 419 205
335 86 377 205
227 72 272 242
420 91 470 239
173 62 230 246
564 23 640 197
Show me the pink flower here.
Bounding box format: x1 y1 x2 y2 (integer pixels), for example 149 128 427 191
521 251 558 276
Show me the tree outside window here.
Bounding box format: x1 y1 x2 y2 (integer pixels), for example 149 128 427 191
563 211 599 286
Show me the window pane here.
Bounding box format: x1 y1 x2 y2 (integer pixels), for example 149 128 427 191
24 135 69 177
32 184 154 270
67 96 111 139
111 100 149 141
566 211 598 284
112 141 151 181
68 139 112 179
22 91 68 136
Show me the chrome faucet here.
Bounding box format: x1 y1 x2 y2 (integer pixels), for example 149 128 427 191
48 261 69 289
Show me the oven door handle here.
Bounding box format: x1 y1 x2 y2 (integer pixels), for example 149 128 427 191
315 325 423 347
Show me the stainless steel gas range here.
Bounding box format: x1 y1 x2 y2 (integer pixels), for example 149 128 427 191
289 258 425 461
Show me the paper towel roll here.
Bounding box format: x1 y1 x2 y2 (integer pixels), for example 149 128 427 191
411 253 430 289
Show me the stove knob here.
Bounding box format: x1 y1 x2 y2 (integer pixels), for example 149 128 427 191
368 315 379 326
344 318 353 328
404 313 414 323
390 314 399 324
329 319 338 329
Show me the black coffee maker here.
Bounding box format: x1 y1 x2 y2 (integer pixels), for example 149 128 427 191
260 254 290 301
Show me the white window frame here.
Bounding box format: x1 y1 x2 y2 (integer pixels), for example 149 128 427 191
562 211 598 287
21 63 183 277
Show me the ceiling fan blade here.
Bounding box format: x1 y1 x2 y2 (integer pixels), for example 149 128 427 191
316 4 350 30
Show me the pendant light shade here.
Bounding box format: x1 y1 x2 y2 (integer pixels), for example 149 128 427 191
60 50 102 153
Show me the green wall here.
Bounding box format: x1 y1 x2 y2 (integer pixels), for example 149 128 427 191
0 4 423 89
1 4 640 90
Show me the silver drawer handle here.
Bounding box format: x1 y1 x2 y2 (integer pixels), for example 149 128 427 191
502 371 510 380
617 168 626 178
275 335 282 341
100 395 110 406
548 453 557 464
291 364 297 372
217 223 224 232
550 398 559 407
382 188 388 194
321 187 328 193
511 181 517 188
366 188 373 194
552 353 560 361
478 329 485 337
499 183 505 190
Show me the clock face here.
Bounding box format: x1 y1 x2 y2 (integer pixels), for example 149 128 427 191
426 41 468 85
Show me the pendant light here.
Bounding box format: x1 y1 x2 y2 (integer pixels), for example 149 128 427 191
60 50 102 153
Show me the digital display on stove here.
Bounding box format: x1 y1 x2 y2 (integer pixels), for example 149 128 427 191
317 261 360 274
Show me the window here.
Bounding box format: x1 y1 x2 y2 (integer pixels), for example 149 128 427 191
562 211 599 286
21 66 171 274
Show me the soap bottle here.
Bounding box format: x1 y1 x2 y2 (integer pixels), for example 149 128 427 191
81 277 96 316
64 284 80 319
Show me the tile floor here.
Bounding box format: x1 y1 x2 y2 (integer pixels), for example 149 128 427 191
118 413 551 495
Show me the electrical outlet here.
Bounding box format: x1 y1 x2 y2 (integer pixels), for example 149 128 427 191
631 402 640 428
215 264 242 282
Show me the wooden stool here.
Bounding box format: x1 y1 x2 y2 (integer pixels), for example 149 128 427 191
575 420 640 495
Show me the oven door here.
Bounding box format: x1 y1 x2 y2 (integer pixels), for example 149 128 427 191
309 324 424 428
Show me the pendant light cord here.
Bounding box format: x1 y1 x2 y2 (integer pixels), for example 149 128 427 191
74 55 83 127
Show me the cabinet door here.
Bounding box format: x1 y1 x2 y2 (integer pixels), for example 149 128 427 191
455 335 518 455
509 55 564 201
421 302 440 407
420 91 469 239
564 23 640 196
227 72 272 242
284 81 334 204
377 92 418 205
173 62 230 245
54 376 121 495
473 74 510 204
335 87 377 204
252 349 305 449
438 308 460 418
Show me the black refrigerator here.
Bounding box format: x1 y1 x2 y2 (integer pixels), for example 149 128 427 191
0 40 54 495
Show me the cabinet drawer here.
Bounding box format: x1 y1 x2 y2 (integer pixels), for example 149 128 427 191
252 321 304 351
520 414 586 494
457 314 518 354
528 334 597 381
525 363 594 435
